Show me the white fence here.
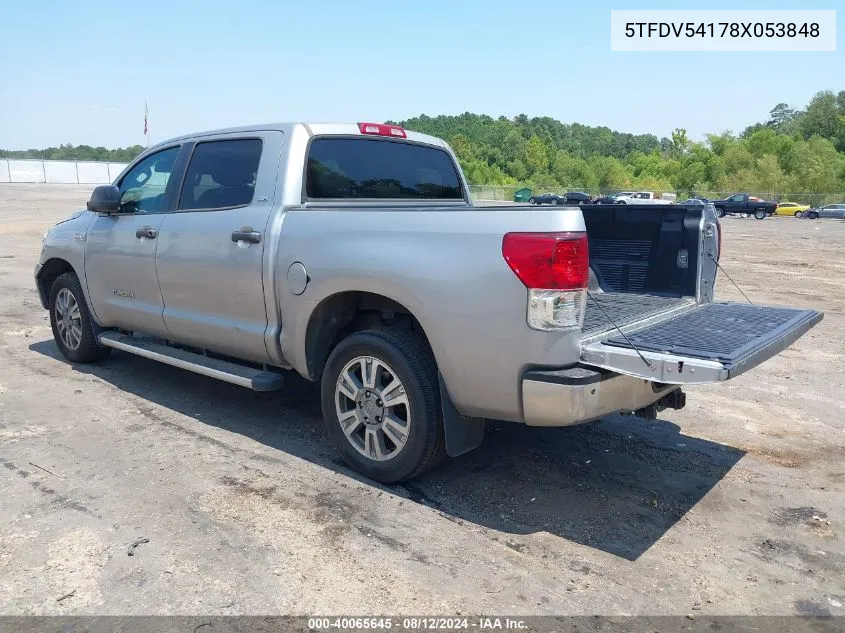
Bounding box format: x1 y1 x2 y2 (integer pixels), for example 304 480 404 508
0 159 128 184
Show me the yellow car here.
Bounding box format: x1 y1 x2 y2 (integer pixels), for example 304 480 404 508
775 201 811 217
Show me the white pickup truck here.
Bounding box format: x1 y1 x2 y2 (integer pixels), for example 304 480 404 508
616 191 677 205
35 121 822 482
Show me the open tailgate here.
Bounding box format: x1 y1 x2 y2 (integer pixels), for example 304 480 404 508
580 302 822 385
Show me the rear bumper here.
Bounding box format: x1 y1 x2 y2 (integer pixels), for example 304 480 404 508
522 367 680 427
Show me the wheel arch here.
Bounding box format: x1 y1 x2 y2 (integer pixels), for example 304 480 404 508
305 290 486 459
303 290 434 383
36 258 77 309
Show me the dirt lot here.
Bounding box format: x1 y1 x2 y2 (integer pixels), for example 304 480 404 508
0 184 843 616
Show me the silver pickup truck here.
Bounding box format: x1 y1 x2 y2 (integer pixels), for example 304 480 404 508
36 122 822 482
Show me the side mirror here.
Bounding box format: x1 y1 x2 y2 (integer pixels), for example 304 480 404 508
87 185 120 214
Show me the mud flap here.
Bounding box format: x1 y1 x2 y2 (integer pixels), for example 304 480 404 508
581 302 823 384
439 374 486 457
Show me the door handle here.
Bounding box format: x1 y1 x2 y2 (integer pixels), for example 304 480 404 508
231 229 262 244
135 227 157 239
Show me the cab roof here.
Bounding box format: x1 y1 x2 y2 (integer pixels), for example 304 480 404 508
152 122 447 150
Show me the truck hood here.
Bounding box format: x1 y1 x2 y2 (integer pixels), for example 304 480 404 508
55 208 88 226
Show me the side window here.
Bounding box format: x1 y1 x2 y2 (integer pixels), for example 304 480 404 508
729 194 744 202
117 146 180 214
306 138 463 200
178 139 263 211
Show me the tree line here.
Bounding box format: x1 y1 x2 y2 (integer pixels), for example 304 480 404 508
3 90 844 201
395 90 845 202
0 144 145 163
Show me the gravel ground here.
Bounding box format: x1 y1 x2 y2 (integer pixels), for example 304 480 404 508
0 184 843 616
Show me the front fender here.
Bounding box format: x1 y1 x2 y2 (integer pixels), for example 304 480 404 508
36 211 98 320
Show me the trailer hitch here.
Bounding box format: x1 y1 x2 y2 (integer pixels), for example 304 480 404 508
634 388 687 420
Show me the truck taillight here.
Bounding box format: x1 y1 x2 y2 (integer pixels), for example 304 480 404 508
502 232 589 331
358 122 407 138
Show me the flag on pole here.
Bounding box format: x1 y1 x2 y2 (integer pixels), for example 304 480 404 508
144 101 149 137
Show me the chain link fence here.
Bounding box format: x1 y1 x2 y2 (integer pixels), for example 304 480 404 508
467 184 845 207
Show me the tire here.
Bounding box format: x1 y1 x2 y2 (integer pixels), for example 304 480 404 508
794 211 803 218
754 209 767 220
49 272 111 363
528 197 536 205
321 328 446 483
554 198 562 205
617 200 626 205
715 207 726 218
808 211 819 220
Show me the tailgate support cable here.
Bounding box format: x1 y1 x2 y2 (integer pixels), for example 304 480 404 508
709 254 753 304
586 291 654 370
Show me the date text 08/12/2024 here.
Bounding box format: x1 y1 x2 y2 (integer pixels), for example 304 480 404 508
308 617 528 630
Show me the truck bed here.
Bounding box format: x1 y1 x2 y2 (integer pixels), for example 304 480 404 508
580 204 709 338
582 292 692 337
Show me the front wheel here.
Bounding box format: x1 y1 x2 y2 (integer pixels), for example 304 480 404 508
754 209 767 220
321 328 446 483
528 197 536 205
49 272 110 363
794 211 803 218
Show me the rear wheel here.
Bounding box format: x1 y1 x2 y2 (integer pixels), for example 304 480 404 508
49 272 110 363
715 207 726 218
554 198 562 205
321 328 446 483
754 209 767 220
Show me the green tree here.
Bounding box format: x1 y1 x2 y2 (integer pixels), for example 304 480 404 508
670 128 690 156
801 91 841 140
767 103 799 133
784 138 844 193
523 135 550 175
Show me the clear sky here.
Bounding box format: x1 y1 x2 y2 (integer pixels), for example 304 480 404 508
1 0 841 149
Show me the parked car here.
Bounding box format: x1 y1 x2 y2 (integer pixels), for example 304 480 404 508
35 121 823 483
803 203 845 220
680 198 705 205
616 191 676 205
593 191 635 204
775 201 811 217
528 192 566 205
564 191 593 205
711 193 777 219
817 203 845 219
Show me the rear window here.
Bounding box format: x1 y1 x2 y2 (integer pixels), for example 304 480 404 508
305 137 463 200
